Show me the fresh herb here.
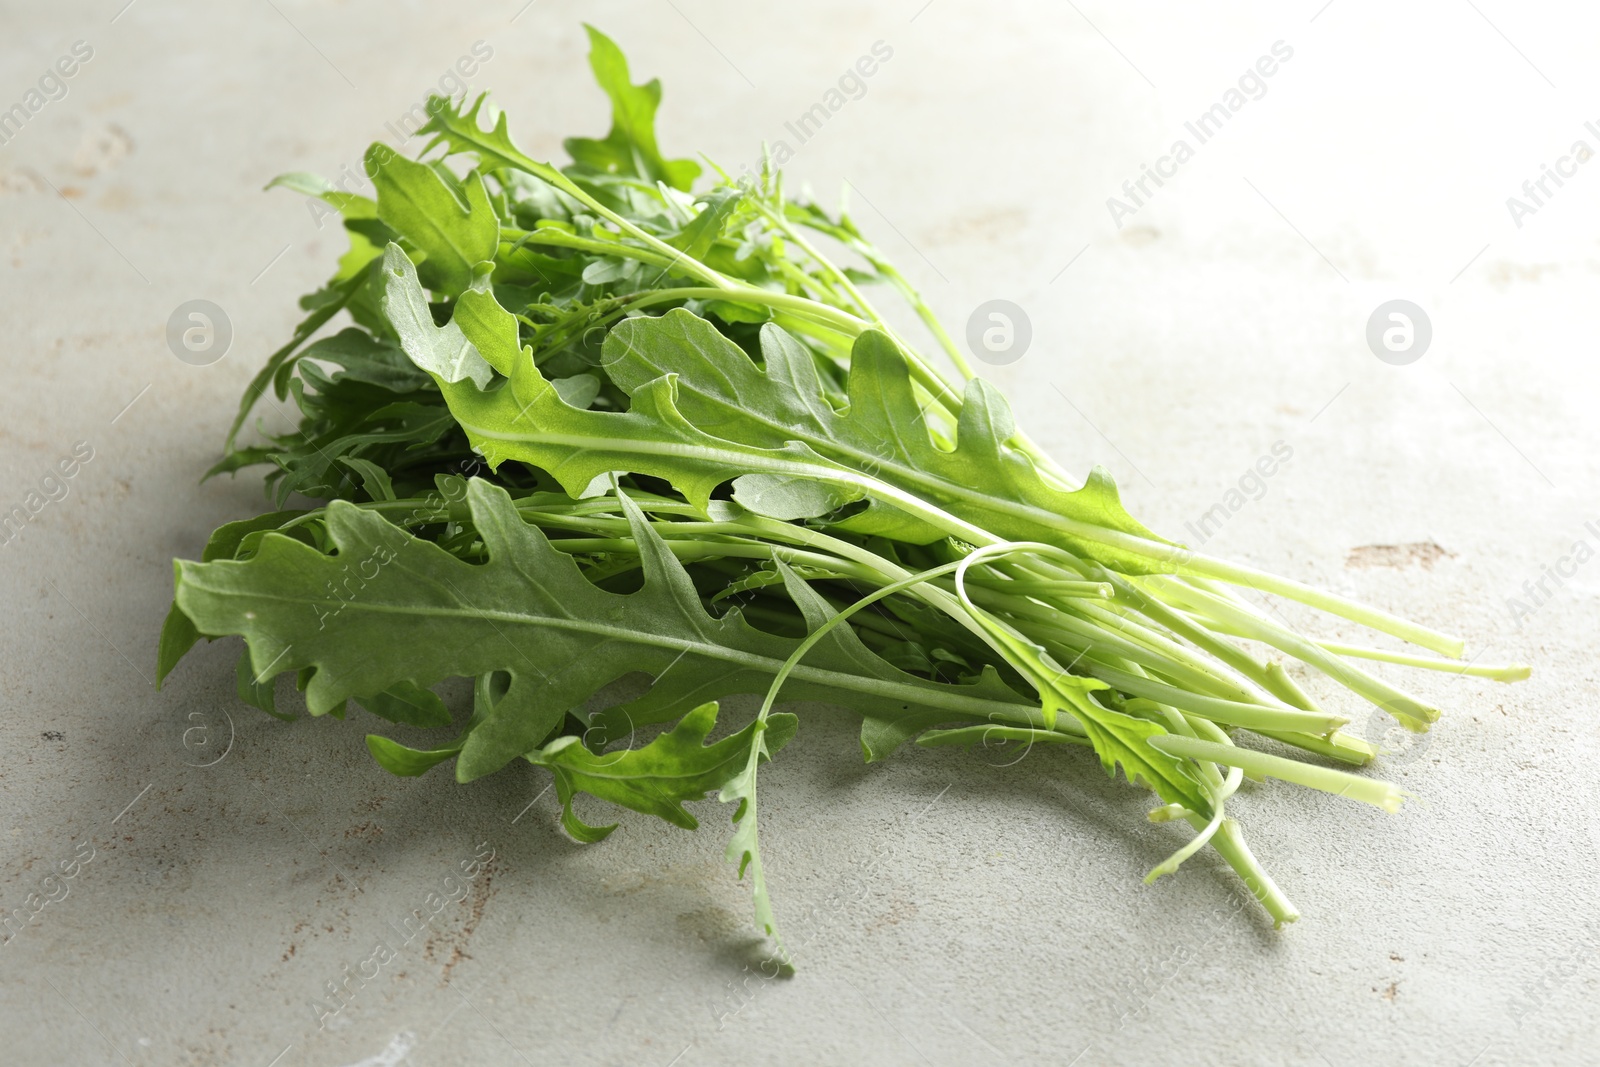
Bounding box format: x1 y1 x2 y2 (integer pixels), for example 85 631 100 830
159 26 1528 950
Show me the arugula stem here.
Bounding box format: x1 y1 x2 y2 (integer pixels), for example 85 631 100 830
993 566 1279 705
1047 524 1467 657
1249 728 1377 766
500 229 681 272
963 575 1115 600
602 285 874 340
1143 577 1442 729
1028 634 1346 736
961 584 1278 710
1149 735 1410 814
1302 641 1527 681
1208 818 1299 927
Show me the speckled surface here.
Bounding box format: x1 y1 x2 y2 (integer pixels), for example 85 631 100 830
2 2 1597 1065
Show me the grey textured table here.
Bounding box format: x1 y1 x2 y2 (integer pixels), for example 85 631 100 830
2 2 1596 1065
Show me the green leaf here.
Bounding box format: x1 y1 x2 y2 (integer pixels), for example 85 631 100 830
418 299 848 516
992 653 1210 815
855 665 1026 762
451 285 524 375
704 298 773 325
201 511 307 562
156 597 200 687
236 646 292 720
378 244 495 388
719 714 786 942
296 327 431 394
339 458 396 502
367 735 462 777
366 671 495 776
551 373 601 409
366 147 498 298
1072 693 1209 810
667 188 742 260
221 262 376 453
729 472 853 521
421 297 1171 571
418 93 567 184
563 25 701 192
605 313 1171 565
266 171 378 221
171 479 1035 785
529 701 796 843
357 680 451 727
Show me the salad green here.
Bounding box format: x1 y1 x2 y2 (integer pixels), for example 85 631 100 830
158 26 1528 952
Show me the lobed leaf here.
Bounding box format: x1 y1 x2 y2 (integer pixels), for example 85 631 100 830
169 479 1036 783
563 25 702 192
530 701 796 843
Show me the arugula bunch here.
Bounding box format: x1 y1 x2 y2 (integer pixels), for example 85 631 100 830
159 26 1528 946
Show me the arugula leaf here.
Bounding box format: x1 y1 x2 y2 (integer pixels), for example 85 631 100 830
156 598 200 686
666 187 743 260
400 268 1168 572
358 681 451 728
297 327 431 394
366 671 496 777
590 558 1034 762
367 147 499 298
266 171 378 222
235 647 289 720
378 245 495 387
720 714 786 942
529 701 796 843
220 261 377 455
603 312 1171 566
169 479 1037 782
563 25 702 192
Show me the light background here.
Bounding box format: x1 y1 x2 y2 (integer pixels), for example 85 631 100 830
1 2 1596 1064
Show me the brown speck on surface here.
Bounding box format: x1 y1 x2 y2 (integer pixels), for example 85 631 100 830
72 123 135 177
1346 542 1455 570
674 906 741 943
0 168 46 196
1380 980 1400 1001
429 853 497 981
865 892 918 933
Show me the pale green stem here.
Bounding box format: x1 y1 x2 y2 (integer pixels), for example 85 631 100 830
1309 641 1529 681
1210 818 1299 927
1249 727 1378 767
1145 765 1241 883
1058 525 1467 657
1143 576 1442 729
1149 734 1411 814
1025 632 1345 736
968 574 1284 711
